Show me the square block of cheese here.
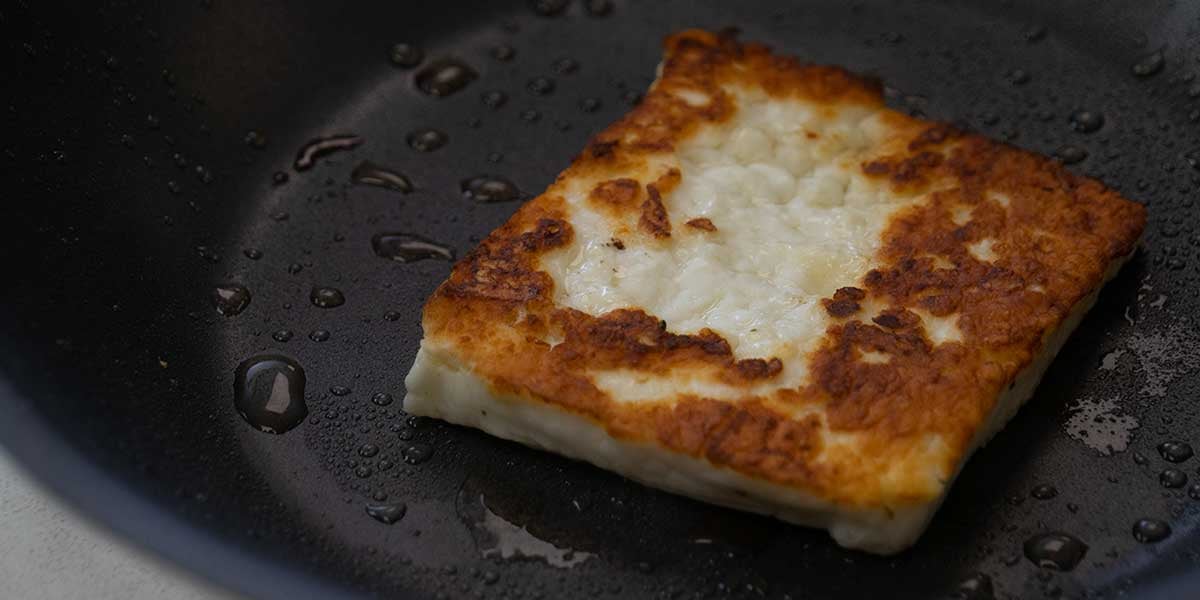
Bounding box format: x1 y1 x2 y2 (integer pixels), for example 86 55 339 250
404 30 1145 553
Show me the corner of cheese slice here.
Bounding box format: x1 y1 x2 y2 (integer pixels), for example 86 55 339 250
404 29 1146 554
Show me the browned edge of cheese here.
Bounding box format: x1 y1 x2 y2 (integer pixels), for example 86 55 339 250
419 29 1147 508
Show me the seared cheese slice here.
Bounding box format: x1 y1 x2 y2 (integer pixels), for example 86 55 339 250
405 30 1146 554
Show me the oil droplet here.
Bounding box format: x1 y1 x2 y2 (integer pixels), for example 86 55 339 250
457 486 593 568
553 57 579 75
1024 25 1047 43
1160 468 1188 488
310 286 345 308
403 443 434 464
520 108 541 122
330 385 351 396
1069 110 1105 133
390 43 423 68
234 355 307 434
1023 532 1088 571
287 262 303 275
407 129 447 152
294 135 362 171
461 175 521 203
359 444 379 457
366 502 407 524
527 76 555 95
579 97 602 113
1189 484 1200 500
1055 145 1088 164
272 329 293 342
196 246 221 263
585 0 613 16
371 392 394 406
243 248 263 260
1132 518 1171 543
531 0 568 16
1132 51 1164 78
1006 69 1031 85
481 90 508 109
309 330 331 342
272 171 289 185
415 59 478 97
954 573 995 600
244 130 267 149
1158 440 1193 462
372 232 454 263
1064 395 1138 455
350 163 411 194
212 285 251 316
1031 484 1058 500
383 311 401 322
490 45 515 62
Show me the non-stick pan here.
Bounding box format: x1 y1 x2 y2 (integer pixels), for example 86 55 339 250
4 1 1200 598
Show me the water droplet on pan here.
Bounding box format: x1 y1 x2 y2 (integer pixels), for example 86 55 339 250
1132 518 1171 543
461 175 520 203
1055 145 1088 164
531 0 568 17
1132 50 1165 78
366 502 407 524
310 286 345 308
584 0 613 16
415 59 478 97
1031 484 1058 500
553 57 579 75
481 90 508 109
234 355 307 434
212 284 251 316
1069 110 1105 133
403 443 433 464
1160 468 1188 488
294 135 362 171
1023 532 1088 571
954 573 995 600
490 45 516 62
1158 440 1193 462
527 76 555 95
351 161 412 193
244 130 267 148
372 232 454 263
371 392 394 406
390 43 423 68
407 129 447 152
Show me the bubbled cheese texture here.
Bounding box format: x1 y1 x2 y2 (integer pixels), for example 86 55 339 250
541 89 919 387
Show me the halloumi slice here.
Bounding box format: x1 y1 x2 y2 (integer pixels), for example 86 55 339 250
404 30 1146 554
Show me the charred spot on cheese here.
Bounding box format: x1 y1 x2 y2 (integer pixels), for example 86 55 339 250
639 184 672 238
405 29 1146 556
823 287 866 318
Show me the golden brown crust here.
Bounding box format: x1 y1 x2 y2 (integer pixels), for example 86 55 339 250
418 30 1146 508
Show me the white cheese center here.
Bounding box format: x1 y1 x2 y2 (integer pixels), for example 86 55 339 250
542 90 921 382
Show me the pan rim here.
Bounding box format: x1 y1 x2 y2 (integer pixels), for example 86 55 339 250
0 375 369 600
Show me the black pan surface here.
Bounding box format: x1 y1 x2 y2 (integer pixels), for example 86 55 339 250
4 1 1200 598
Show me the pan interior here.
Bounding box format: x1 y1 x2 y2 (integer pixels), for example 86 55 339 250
3 1 1200 598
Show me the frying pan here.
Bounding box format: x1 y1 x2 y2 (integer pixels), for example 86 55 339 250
3 0 1199 598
